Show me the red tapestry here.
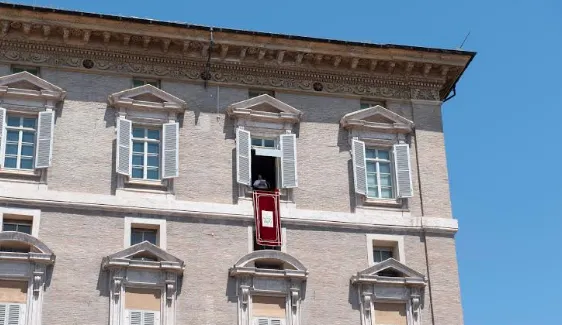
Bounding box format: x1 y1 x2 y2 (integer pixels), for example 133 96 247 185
253 190 282 246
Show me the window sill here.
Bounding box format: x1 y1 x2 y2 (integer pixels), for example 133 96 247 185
363 197 403 208
0 169 40 177
126 179 166 188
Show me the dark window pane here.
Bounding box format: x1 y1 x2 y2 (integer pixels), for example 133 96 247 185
22 118 36 128
3 224 17 232
4 158 17 168
7 117 20 127
5 144 18 155
147 129 160 140
146 169 159 180
132 128 145 138
132 142 144 153
21 145 34 156
132 80 145 87
132 155 143 166
147 156 159 167
21 132 34 144
20 158 33 170
130 231 143 245
17 225 31 235
6 131 19 142
143 231 157 245
251 138 262 146
131 168 143 179
147 143 159 154
264 139 275 148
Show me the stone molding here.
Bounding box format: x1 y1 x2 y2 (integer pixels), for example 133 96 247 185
103 241 184 325
341 105 414 134
0 71 65 109
230 251 307 325
227 94 302 124
108 84 187 114
0 231 55 325
351 258 425 325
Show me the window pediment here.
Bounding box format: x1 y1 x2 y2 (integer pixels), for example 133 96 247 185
102 241 184 273
108 84 187 113
0 71 66 104
227 94 302 124
341 105 413 133
351 258 425 286
230 250 307 280
0 231 55 263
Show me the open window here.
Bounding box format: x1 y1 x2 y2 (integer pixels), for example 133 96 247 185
351 259 425 325
102 241 184 325
108 84 187 196
341 105 414 208
0 72 66 183
230 251 307 325
227 95 302 201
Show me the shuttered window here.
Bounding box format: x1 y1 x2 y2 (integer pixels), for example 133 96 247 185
0 303 25 325
365 149 393 199
126 310 159 325
3 115 36 170
253 318 284 325
131 127 161 180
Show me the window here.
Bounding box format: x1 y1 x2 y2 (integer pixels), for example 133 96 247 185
124 217 166 249
124 288 161 325
132 78 160 88
0 282 27 325
374 303 407 325
131 228 157 246
252 296 285 325
365 148 394 199
249 89 275 98
2 219 32 235
252 138 276 148
360 99 385 109
131 127 161 181
11 66 39 76
4 116 36 170
251 137 279 191
373 247 393 263
366 234 404 266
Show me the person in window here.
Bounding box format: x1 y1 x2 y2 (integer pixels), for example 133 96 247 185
253 174 270 190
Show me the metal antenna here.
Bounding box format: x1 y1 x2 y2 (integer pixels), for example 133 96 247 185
458 31 471 49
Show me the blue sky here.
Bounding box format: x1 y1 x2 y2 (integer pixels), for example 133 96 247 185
7 0 562 324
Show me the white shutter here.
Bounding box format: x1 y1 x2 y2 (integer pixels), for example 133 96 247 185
393 143 414 198
280 133 297 188
143 311 157 325
0 304 6 325
255 318 270 325
35 110 55 168
6 304 20 325
236 128 251 186
270 319 283 325
129 311 142 325
0 108 5 168
352 138 367 195
116 118 132 176
162 122 179 179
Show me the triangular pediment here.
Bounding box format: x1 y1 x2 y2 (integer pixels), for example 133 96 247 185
340 105 413 133
105 241 183 264
227 94 302 123
357 258 424 278
108 84 187 112
0 71 66 101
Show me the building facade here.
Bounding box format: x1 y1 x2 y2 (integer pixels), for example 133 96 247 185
0 3 474 325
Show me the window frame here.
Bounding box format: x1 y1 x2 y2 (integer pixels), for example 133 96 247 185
0 208 41 238
10 65 40 76
132 78 161 88
4 114 37 171
131 126 162 181
365 147 395 199
366 234 404 266
124 217 166 250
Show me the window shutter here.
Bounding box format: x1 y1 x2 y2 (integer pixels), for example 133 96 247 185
255 318 270 325
143 311 158 325
116 118 132 176
236 128 251 186
0 304 6 325
393 143 414 198
352 138 367 195
162 122 179 179
129 311 142 325
270 319 283 325
35 110 55 168
6 304 20 325
0 108 5 168
280 133 298 188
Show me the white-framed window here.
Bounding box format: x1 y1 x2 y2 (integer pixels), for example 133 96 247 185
132 78 160 88
366 234 404 266
251 137 276 148
0 297 27 325
4 115 37 170
131 127 161 181
11 65 39 76
0 208 41 238
124 217 166 249
365 148 394 199
249 89 275 98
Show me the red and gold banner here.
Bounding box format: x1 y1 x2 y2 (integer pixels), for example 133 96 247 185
253 190 281 246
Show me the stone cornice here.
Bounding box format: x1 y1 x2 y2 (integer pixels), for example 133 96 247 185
0 6 474 101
